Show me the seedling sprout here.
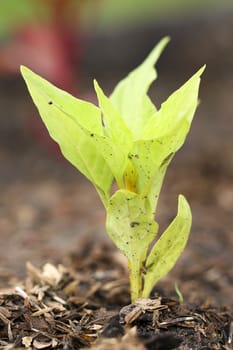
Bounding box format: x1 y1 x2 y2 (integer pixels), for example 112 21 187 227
21 37 205 302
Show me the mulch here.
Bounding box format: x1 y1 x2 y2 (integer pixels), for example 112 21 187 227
0 240 232 350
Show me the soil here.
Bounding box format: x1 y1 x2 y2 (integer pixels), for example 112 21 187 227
0 249 232 350
0 12 233 349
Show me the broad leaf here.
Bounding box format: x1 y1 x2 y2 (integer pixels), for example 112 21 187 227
106 190 158 264
130 118 188 214
142 195 192 297
110 37 170 138
106 189 159 301
21 66 113 206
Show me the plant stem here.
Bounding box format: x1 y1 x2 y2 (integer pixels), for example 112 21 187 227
128 260 142 303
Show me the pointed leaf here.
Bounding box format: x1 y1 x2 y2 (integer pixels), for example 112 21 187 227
110 37 170 138
129 66 205 213
93 80 133 187
21 66 113 206
142 195 192 297
142 66 205 139
94 80 133 143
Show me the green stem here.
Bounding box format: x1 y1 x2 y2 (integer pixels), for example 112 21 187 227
128 260 142 303
141 283 151 298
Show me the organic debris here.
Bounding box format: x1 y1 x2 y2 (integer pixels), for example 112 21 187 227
0 244 232 349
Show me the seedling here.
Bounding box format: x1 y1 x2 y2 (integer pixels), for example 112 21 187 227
21 37 205 302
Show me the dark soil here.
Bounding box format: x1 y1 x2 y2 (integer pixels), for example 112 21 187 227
0 242 232 349
0 11 233 349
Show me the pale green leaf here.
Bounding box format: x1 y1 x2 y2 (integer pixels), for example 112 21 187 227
94 80 133 143
142 195 192 297
106 190 158 265
129 66 205 213
21 66 113 206
93 80 133 187
81 132 126 189
130 118 188 214
110 37 170 138
21 67 104 135
142 66 205 139
106 189 159 301
141 95 157 120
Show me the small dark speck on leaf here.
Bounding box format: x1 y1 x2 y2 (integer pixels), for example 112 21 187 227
157 140 163 145
130 221 140 228
48 101 53 105
128 153 139 159
90 133 94 137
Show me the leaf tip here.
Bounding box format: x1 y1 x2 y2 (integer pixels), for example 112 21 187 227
198 64 206 76
20 66 37 85
93 79 102 96
178 194 188 206
20 65 29 78
178 194 192 222
161 36 171 45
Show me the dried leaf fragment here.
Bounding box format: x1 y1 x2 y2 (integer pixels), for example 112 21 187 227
22 336 33 348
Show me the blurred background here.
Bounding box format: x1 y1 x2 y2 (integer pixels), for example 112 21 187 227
0 1 232 305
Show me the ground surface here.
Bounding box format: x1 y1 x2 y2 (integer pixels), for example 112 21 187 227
0 13 232 349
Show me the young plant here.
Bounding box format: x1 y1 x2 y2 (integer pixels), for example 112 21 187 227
21 37 205 302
